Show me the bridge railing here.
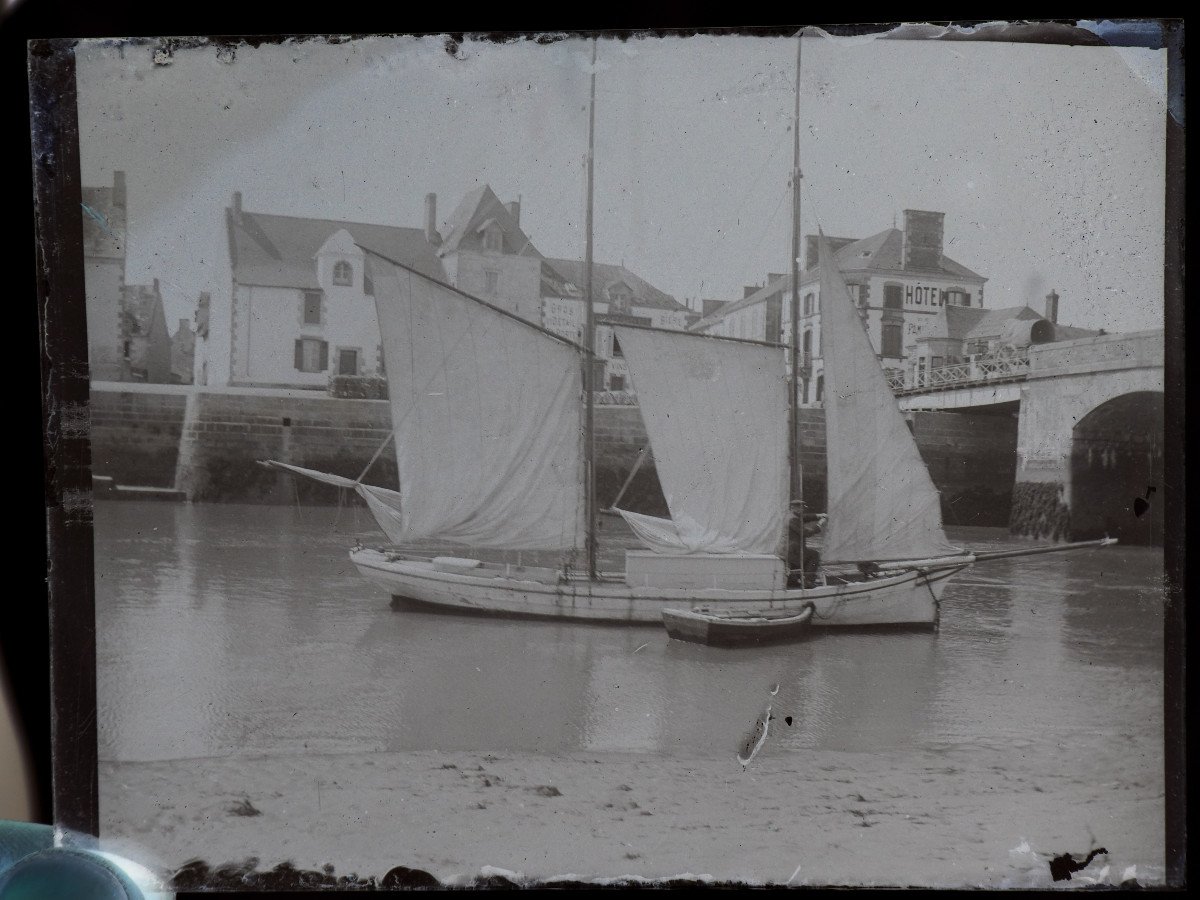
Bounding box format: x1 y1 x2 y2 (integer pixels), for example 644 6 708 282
890 351 1032 393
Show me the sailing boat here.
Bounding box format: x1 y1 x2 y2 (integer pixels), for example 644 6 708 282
266 35 1111 630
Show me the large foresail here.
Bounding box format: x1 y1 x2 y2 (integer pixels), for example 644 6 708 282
365 252 587 551
816 234 960 563
612 326 789 556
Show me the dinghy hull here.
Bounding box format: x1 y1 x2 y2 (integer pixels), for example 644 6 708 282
661 604 815 647
349 549 968 628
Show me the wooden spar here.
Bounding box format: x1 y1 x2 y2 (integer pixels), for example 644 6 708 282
583 37 599 582
606 446 649 512
969 537 1119 563
819 538 1119 570
787 33 805 576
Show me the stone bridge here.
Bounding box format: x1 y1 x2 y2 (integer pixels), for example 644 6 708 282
1008 330 1164 545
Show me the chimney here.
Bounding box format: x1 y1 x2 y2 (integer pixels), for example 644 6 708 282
1044 289 1060 324
767 272 786 285
231 191 243 223
505 198 521 226
901 210 945 270
152 277 160 294
743 285 759 299
424 193 440 244
805 235 819 270
112 171 127 210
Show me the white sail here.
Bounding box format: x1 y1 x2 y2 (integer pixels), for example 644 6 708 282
816 233 960 563
366 252 587 552
612 326 789 556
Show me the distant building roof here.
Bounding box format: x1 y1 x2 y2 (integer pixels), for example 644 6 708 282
690 276 790 331
228 208 447 288
122 282 164 335
800 228 986 284
542 258 688 313
437 184 541 258
916 304 1102 345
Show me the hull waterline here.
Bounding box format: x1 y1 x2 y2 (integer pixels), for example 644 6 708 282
349 549 969 628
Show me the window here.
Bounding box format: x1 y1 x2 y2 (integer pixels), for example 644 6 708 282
609 374 626 391
883 284 904 310
946 289 970 307
803 293 814 317
294 338 328 372
881 322 903 358
611 334 623 358
608 284 632 313
332 261 353 286
303 291 322 325
338 348 359 376
815 375 824 402
484 270 499 294
363 273 374 296
123 340 131 359
484 225 503 252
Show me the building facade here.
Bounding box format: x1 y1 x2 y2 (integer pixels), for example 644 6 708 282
170 317 195 384
193 193 447 388
195 186 687 391
692 210 988 404
121 279 173 383
81 171 128 381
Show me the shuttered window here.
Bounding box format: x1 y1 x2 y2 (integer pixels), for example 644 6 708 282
883 284 903 309
294 338 328 372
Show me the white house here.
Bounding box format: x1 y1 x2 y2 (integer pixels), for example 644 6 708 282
194 193 447 388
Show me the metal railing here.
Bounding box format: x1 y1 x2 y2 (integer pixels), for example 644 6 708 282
888 351 1031 393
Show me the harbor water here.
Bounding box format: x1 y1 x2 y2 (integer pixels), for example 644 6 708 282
94 501 1164 768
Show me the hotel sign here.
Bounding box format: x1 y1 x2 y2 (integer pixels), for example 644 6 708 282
905 284 945 307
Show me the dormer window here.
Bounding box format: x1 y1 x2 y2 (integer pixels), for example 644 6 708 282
607 282 633 314
333 260 353 286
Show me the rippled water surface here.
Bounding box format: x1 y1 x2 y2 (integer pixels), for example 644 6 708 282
94 501 1164 765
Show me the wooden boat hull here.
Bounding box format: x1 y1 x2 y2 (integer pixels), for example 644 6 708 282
661 605 815 646
349 549 969 628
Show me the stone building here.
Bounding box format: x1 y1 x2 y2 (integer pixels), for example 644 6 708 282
81 170 128 381
170 317 195 384
903 290 1101 385
120 279 172 383
193 193 447 388
196 185 687 391
691 209 988 404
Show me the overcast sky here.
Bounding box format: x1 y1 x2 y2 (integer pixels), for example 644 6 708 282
75 32 1167 334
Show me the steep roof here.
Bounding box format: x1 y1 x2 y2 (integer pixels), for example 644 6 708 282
800 228 986 283
689 277 790 331
228 209 447 288
122 283 165 336
81 185 126 260
541 258 688 313
437 184 541 258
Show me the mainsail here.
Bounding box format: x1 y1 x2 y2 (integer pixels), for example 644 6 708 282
612 326 789 556
364 251 587 551
816 233 960 563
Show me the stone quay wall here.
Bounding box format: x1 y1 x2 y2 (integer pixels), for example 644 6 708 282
88 384 1017 526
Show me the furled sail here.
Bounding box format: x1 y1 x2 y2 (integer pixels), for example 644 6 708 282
612 326 789 556
816 233 960 563
365 251 587 551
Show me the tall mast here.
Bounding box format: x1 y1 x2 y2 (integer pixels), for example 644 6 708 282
787 32 805 576
583 37 599 581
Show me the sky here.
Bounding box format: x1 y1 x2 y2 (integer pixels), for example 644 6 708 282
74 31 1168 335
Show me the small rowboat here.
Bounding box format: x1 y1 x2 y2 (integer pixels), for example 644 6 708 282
661 603 816 647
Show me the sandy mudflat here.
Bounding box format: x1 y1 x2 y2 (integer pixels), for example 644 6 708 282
99 740 1164 889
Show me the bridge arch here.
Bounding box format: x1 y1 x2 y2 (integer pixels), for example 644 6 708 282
1070 391 1164 545
1009 330 1163 543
